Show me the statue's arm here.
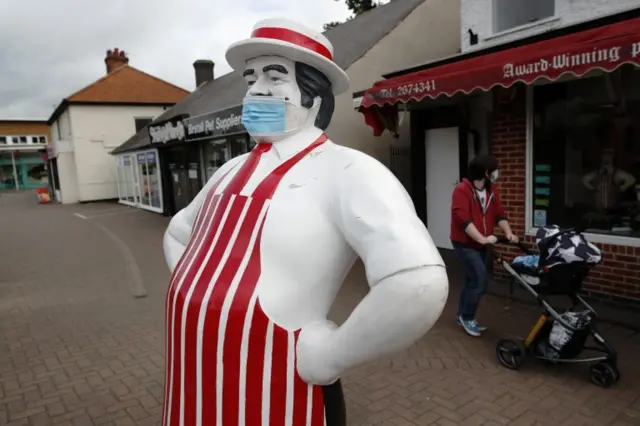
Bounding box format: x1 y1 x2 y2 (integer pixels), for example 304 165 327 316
297 153 449 385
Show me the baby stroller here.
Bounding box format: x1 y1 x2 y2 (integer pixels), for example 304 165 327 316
490 225 619 388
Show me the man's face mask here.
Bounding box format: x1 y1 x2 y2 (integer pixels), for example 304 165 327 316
241 96 300 137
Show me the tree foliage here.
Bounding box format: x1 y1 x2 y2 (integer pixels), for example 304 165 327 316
344 0 381 15
323 21 342 30
323 0 382 31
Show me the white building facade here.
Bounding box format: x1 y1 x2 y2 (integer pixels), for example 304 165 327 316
461 0 640 51
50 105 166 205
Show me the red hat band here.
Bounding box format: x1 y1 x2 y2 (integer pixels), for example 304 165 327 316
251 27 333 61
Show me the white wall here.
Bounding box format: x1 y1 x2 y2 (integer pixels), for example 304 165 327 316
68 104 166 203
51 110 80 204
325 0 461 324
461 0 640 52
327 0 461 166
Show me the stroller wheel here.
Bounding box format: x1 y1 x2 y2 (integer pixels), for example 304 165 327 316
496 339 526 370
589 362 618 388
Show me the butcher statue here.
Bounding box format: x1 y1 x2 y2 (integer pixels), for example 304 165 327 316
162 18 449 426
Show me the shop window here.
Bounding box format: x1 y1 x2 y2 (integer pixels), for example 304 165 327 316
118 155 137 204
229 135 252 157
135 117 154 133
136 151 161 209
203 139 230 181
26 163 47 186
493 0 554 33
531 66 640 239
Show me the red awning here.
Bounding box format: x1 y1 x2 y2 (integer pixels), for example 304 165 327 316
361 16 640 135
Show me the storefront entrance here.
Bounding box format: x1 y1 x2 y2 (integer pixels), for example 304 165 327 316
425 127 460 250
0 151 48 190
163 145 202 214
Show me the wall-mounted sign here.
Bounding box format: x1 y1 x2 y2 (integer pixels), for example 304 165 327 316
122 156 131 166
135 151 157 164
183 105 245 142
149 117 186 144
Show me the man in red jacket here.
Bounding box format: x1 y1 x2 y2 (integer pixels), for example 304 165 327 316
450 155 518 337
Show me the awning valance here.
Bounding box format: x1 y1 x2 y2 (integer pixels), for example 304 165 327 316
360 16 640 135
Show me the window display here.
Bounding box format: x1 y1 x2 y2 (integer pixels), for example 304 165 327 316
202 139 229 181
202 135 253 181
117 150 162 212
532 66 640 238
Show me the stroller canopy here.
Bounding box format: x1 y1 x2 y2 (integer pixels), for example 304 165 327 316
535 226 602 267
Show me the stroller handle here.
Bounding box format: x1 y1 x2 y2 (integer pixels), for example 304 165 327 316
486 237 547 275
490 236 533 255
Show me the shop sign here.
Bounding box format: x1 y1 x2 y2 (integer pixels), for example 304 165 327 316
122 156 131 166
46 144 57 159
146 152 156 163
137 153 146 163
183 105 245 142
149 119 186 144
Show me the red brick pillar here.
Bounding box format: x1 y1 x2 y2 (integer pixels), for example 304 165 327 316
491 85 528 260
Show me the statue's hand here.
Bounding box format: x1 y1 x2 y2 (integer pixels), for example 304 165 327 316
296 320 342 386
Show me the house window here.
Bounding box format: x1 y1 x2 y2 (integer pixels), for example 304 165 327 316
135 117 154 133
0 137 6 144
19 136 27 144
531 66 640 239
493 0 554 33
39 136 47 144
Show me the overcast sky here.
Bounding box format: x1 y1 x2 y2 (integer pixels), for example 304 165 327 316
0 0 353 119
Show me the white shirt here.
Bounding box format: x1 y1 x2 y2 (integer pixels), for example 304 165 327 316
167 127 444 330
475 188 487 211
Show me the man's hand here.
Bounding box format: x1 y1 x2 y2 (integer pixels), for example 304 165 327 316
506 233 519 243
482 235 497 245
296 320 342 386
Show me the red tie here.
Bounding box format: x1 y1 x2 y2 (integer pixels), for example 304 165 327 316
222 143 272 195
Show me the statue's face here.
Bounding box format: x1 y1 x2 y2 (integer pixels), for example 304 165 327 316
243 56 301 105
241 56 318 141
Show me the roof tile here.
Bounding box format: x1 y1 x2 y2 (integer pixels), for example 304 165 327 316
67 65 189 104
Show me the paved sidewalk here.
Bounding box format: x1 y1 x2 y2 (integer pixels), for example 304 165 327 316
0 193 639 425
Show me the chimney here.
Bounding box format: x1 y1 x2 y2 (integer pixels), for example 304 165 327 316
193 60 215 87
105 48 129 74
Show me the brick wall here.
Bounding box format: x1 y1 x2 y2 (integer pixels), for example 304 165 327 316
490 85 640 303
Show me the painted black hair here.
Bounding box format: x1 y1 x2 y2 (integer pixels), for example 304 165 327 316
295 62 335 130
467 154 498 181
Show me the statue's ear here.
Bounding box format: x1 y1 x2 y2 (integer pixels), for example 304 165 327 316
312 96 322 112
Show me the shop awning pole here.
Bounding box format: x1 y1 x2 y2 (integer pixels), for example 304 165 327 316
11 151 19 191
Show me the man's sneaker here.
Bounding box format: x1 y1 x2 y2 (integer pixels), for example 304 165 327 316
457 316 483 337
456 317 488 332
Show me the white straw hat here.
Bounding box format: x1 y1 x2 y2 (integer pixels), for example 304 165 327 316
226 18 350 95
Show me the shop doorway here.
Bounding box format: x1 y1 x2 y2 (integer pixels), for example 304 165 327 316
164 145 202 214
166 152 189 212
425 127 460 250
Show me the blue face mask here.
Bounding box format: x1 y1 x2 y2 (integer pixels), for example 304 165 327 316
241 96 287 136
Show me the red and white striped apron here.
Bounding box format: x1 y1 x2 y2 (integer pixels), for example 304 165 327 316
163 134 329 426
